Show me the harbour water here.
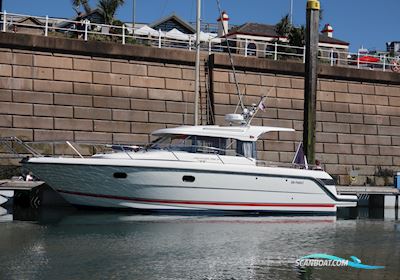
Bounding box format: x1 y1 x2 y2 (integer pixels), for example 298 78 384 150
0 206 399 280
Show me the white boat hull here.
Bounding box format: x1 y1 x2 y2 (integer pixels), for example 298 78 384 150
24 158 357 215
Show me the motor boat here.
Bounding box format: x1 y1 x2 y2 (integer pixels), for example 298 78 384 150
21 112 357 215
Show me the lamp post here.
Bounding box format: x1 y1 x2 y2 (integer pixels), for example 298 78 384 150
132 0 135 30
194 0 201 125
303 0 320 165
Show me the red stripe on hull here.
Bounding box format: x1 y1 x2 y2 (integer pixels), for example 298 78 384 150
57 189 335 208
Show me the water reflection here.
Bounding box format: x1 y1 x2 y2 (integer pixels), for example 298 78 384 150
0 206 399 280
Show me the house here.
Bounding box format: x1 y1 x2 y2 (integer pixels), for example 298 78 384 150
149 13 195 34
10 16 45 36
386 41 400 56
219 12 349 64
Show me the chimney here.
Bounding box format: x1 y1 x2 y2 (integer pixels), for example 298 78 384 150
217 11 229 37
321 23 333 38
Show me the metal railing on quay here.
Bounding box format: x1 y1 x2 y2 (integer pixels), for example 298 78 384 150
1 11 399 73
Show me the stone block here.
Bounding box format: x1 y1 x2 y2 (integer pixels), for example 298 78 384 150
278 131 302 142
320 81 348 92
257 151 280 162
149 112 183 124
93 96 130 109
291 78 304 89
338 134 365 144
393 137 400 146
0 89 11 101
321 102 349 113
54 69 92 83
74 131 112 143
0 115 12 127
34 130 73 141
0 77 32 90
378 126 400 136
349 104 375 114
213 71 229 82
94 120 130 133
165 78 193 91
316 112 336 122
112 109 148 122
363 95 388 105
375 85 400 96
380 146 400 156
112 86 147 99
13 116 53 129
0 52 11 64
350 124 377 135
166 101 194 114
348 83 375 94
277 109 303 120
336 113 363 124
263 140 294 151
112 133 149 144
389 96 400 107
0 128 32 141
34 55 72 69
364 115 390 125
323 122 350 133
376 105 399 116
131 99 165 112
55 118 93 131
339 154 366 165
277 88 303 99
315 153 339 165
365 135 391 145
12 53 33 66
112 62 147 76
54 93 92 107
276 76 291 88
34 80 72 93
93 72 129 86
0 102 32 115
260 75 276 87
291 99 304 110
13 90 53 104
325 164 351 175
213 93 230 104
182 69 195 80
148 65 181 79
229 73 260 85
131 122 166 134
74 83 111 96
0 64 11 76
352 144 379 155
392 116 400 126
148 89 182 101
317 91 335 102
324 143 352 154
74 107 112 120
366 156 392 166
335 92 362 103
13 66 53 80
74 58 110 72
316 132 337 143
34 104 73 118
130 76 165 89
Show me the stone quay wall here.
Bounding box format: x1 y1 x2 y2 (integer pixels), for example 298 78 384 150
1 32 400 185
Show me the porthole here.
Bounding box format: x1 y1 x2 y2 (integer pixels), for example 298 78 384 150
114 172 127 179
182 175 195 182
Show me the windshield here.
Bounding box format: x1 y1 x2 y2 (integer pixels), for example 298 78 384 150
147 134 257 158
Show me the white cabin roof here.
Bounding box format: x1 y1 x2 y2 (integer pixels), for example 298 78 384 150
151 125 295 142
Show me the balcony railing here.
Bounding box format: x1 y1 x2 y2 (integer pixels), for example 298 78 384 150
1 11 399 73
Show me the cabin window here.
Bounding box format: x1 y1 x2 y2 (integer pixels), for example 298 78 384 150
247 43 257 56
236 140 257 159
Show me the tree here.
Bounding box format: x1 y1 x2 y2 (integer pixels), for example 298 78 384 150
72 0 92 14
98 0 125 25
275 14 292 40
288 25 305 47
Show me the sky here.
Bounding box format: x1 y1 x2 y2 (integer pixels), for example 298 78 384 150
3 0 399 52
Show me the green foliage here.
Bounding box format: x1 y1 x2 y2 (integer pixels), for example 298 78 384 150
98 0 125 25
72 0 91 14
275 14 291 39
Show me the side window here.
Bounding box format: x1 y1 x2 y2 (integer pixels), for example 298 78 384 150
247 42 257 56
